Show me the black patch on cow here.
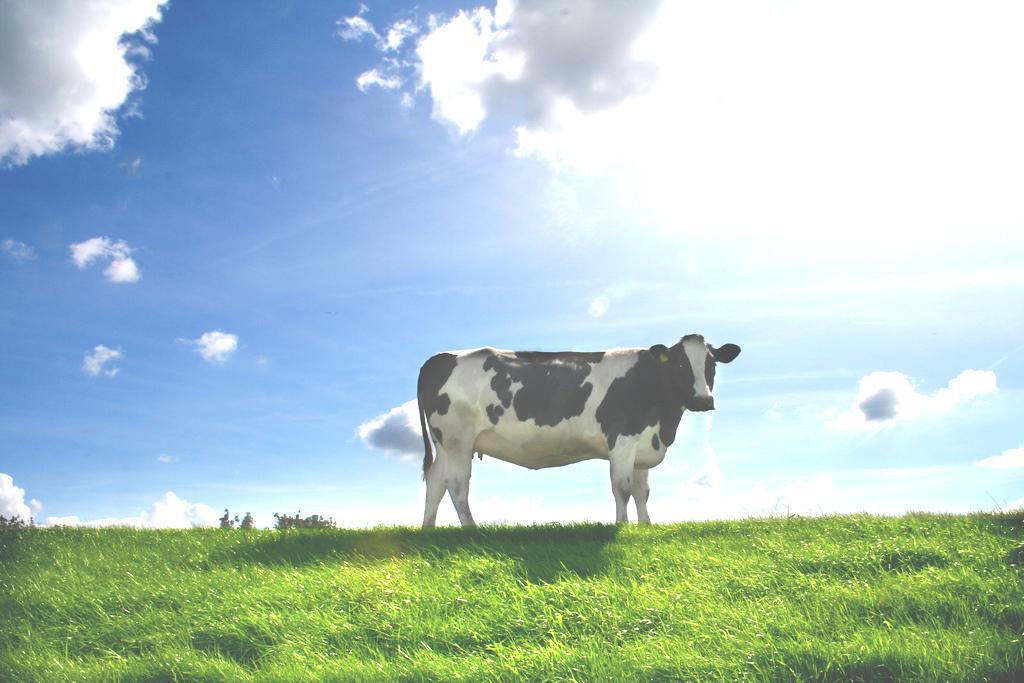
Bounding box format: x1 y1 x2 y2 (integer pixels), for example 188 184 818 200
596 343 698 451
490 369 514 408
652 433 660 451
418 352 458 444
482 351 603 428
486 403 504 424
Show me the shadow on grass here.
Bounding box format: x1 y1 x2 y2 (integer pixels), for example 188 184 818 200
214 523 621 583
191 624 276 669
0 527 29 565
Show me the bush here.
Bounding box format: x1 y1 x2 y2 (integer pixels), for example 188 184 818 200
219 509 237 529
0 515 32 530
272 511 336 529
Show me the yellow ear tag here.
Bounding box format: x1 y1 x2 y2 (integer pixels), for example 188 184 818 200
659 353 669 363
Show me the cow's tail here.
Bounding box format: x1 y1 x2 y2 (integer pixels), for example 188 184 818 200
417 372 433 481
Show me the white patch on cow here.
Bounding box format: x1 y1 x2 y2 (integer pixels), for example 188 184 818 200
634 423 666 469
682 337 711 399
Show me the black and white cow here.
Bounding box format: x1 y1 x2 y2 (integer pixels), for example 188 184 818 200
416 334 740 527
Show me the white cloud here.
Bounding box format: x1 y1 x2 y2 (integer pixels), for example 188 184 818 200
83 344 123 377
347 0 1024 250
120 156 142 176
356 66 403 92
186 330 239 364
587 295 610 318
2 239 36 262
410 0 660 137
976 446 1024 470
357 399 423 460
156 454 176 463
656 470 836 521
344 1 661 138
69 236 140 283
835 369 998 431
44 515 83 527
70 237 115 268
0 473 33 521
103 253 140 282
336 14 379 42
679 459 724 498
45 491 218 528
30 498 43 515
383 19 418 52
0 0 168 165
413 9 497 132
1005 496 1024 512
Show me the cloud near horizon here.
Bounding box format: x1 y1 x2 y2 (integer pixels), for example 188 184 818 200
0 0 168 165
45 491 218 528
357 399 423 460
0 473 33 521
834 369 998 431
976 446 1024 470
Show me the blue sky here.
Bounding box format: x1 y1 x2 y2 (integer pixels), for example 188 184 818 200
2 0 1023 527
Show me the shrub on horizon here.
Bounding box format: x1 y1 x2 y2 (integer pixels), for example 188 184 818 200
273 511 336 529
0 515 33 530
218 509 237 529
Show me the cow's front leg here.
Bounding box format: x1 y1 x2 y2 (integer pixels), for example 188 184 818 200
631 466 651 525
609 446 638 523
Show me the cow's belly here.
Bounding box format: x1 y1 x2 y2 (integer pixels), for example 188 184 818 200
473 425 608 469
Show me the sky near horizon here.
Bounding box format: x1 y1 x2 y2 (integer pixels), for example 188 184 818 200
1 0 1023 528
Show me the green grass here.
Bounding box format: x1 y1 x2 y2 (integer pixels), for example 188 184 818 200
2 514 1023 681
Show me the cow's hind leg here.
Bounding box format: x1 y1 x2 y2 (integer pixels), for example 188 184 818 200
422 437 476 528
423 454 447 528
443 438 476 527
631 467 652 525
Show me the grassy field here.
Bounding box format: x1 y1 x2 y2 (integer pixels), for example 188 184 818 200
2 514 1023 681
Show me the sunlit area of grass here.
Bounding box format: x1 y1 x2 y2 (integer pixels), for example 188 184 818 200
2 514 1022 681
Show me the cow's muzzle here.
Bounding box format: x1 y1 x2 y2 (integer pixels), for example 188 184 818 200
687 396 715 412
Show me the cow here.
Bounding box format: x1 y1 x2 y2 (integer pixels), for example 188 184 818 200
416 334 741 527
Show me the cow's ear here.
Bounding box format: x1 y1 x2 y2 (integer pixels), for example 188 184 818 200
712 343 741 363
648 344 671 364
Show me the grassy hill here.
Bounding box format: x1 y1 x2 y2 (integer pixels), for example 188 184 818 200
2 514 1022 681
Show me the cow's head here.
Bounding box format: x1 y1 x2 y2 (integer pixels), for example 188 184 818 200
650 334 741 412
